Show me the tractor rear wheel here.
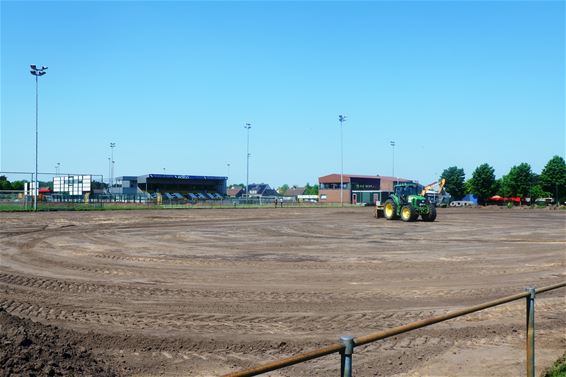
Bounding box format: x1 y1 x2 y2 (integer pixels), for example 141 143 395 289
400 204 418 222
384 199 399 220
421 204 437 222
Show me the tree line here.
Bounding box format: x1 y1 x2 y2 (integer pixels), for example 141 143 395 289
228 183 319 195
0 176 28 190
0 176 107 191
276 183 319 196
440 155 566 205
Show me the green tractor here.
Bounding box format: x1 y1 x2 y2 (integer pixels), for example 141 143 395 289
383 182 437 222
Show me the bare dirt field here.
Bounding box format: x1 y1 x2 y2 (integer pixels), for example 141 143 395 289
0 206 565 377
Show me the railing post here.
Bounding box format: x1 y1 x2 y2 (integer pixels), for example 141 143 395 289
340 336 354 377
526 287 536 377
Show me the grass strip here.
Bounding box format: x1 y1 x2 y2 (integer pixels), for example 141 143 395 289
543 353 566 377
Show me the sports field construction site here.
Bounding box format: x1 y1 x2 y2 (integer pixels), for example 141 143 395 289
0 207 564 376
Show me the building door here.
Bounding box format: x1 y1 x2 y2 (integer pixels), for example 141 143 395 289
352 193 357 205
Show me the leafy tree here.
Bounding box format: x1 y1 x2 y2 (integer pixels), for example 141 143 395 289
469 163 497 204
464 179 473 195
39 181 53 190
10 181 26 190
496 175 512 197
502 163 535 198
539 155 566 203
230 183 245 189
277 184 289 195
304 183 319 195
441 166 466 200
529 185 550 202
0 176 10 190
91 180 108 190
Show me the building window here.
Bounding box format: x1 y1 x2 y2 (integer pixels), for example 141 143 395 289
320 183 350 190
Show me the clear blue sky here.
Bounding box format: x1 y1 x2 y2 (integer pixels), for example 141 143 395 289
1 1 564 187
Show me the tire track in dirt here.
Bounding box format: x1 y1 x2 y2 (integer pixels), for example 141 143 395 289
0 272 392 302
0 295 438 336
6 270 561 310
2 285 562 340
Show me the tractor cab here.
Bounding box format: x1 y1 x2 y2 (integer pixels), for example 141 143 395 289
393 182 419 201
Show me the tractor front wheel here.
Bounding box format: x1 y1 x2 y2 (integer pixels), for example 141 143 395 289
400 204 418 222
421 204 437 222
384 199 399 220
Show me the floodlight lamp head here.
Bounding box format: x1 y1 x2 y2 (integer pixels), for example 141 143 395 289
41 66 48 70
30 64 37 70
39 71 47 76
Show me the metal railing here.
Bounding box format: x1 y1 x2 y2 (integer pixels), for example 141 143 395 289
221 282 566 377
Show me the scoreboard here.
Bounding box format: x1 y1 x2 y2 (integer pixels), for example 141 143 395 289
53 175 92 195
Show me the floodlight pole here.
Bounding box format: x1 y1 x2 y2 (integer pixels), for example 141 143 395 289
227 163 230 186
339 115 347 207
107 157 111 190
35 74 38 210
390 141 396 178
110 142 116 188
244 123 251 199
30 64 48 211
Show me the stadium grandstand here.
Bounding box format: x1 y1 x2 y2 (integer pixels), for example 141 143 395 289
113 174 227 200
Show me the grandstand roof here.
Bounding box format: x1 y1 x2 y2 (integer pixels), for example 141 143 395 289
140 174 227 181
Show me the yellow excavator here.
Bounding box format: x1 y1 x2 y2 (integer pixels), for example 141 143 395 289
420 178 447 207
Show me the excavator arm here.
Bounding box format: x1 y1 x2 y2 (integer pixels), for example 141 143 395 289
419 178 446 196
420 182 435 196
437 178 446 193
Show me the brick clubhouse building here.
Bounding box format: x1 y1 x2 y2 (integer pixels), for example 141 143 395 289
318 174 411 205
